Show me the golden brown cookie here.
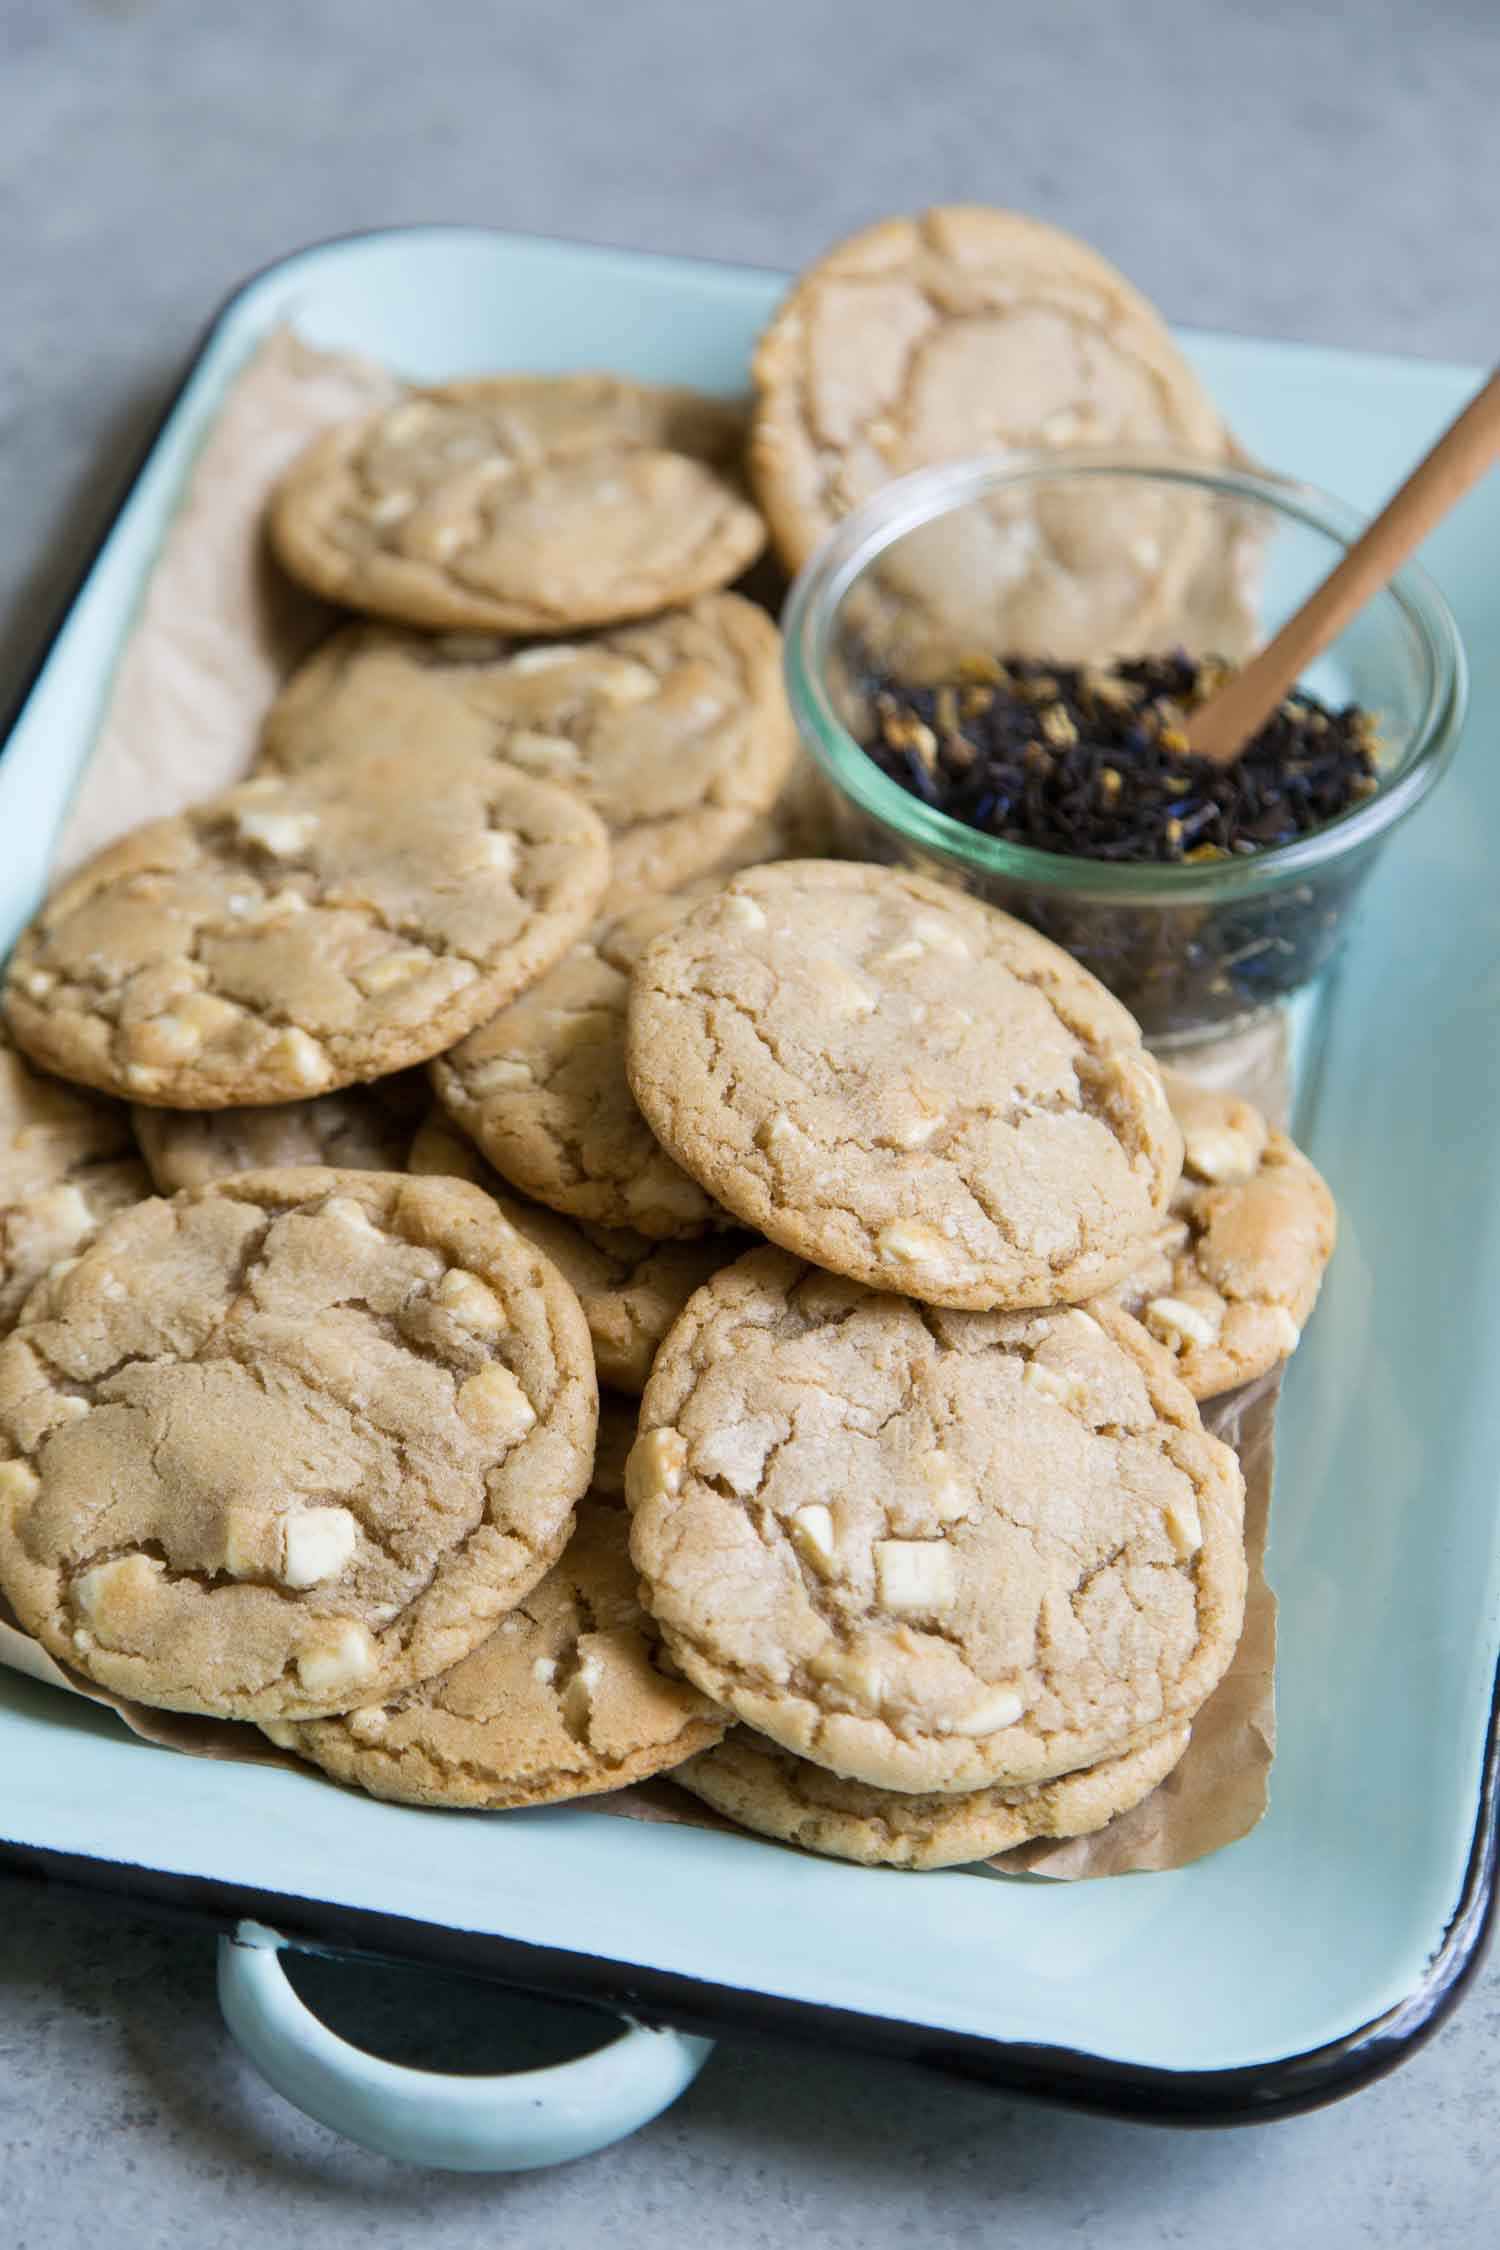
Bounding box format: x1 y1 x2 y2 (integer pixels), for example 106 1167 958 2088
0 1027 150 1328
131 1072 427 1193
676 1719 1190 1869
751 205 1236 660
263 1501 724 1808
258 598 796 898
626 862 1182 1310
269 376 766 635
1112 1068 1336 1397
3 756 610 1107
0 1169 597 1720
408 1111 747 1395
627 1248 1245 1794
433 888 728 1240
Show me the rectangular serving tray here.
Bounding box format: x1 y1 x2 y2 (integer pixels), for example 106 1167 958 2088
2 226 1497 2126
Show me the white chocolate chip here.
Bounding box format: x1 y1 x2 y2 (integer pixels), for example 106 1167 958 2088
919 1451 974 1524
507 645 580 674
435 1268 507 1336
74 1551 164 1627
877 1219 952 1269
1184 1124 1258 1184
505 730 582 780
296 1620 377 1699
1270 1305 1302 1354
637 1426 688 1498
264 1028 333 1090
1145 1295 1222 1350
0 1460 41 1518
28 1182 93 1236
594 658 659 706
348 1707 390 1743
475 831 519 875
1164 1490 1204 1560
129 1014 203 1066
808 1647 886 1710
532 1656 559 1686
456 1364 536 1444
236 807 319 858
355 950 429 996
248 888 310 925
281 1506 360 1590
952 1685 1026 1736
1041 406 1084 445
174 992 242 1040
874 1539 955 1614
759 1111 810 1156
49 1396 88 1427
875 937 926 966
319 1192 375 1231
19 970 55 999
789 1503 839 1577
909 915 969 958
721 894 768 933
816 959 876 1019
1023 1361 1081 1405
468 1056 534 1092
368 488 415 526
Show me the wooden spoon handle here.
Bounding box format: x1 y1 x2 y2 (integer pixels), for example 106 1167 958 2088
1186 368 1500 765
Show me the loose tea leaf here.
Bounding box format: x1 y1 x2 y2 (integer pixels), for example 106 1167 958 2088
860 653 1379 866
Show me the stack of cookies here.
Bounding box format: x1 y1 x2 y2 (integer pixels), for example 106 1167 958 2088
0 206 1335 1871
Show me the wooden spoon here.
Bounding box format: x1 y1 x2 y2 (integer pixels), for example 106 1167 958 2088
1185 368 1500 765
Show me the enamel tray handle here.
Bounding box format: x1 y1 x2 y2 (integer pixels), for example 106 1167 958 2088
217 1920 714 2171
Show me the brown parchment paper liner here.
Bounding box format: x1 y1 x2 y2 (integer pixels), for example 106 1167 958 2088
1 329 1285 1878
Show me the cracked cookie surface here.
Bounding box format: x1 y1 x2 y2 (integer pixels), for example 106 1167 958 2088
0 1169 597 1720
409 1111 746 1394
1 1027 150 1328
627 1248 1244 1793
258 597 795 897
264 1500 723 1807
434 887 729 1240
750 206 1235 659
269 375 766 636
1111 1068 1336 1398
676 1716 1189 1869
626 862 1182 1309
132 1072 427 1193
3 754 610 1107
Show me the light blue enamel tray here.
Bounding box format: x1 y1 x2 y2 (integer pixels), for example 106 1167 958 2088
2 229 1497 2151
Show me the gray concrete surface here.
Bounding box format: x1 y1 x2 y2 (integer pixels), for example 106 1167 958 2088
2 0 1497 2240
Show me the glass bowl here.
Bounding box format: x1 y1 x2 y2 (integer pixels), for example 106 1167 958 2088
782 452 1467 1045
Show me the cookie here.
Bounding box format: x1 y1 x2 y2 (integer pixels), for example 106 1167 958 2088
626 862 1182 1310
676 1718 1190 1869
131 1071 427 1194
258 597 796 898
1112 1069 1336 1398
3 755 610 1107
269 375 766 636
409 1111 746 1394
0 1169 597 1720
696 751 838 882
433 888 728 1240
1 1028 150 1327
627 1248 1245 1794
263 1500 724 1808
751 205 1235 660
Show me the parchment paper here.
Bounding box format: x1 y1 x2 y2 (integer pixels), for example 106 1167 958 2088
2 328 1284 1878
